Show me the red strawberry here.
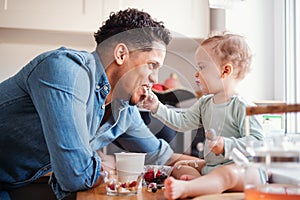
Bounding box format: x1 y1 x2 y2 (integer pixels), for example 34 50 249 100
108 183 115 190
129 181 137 187
156 169 161 178
120 182 127 188
144 170 155 182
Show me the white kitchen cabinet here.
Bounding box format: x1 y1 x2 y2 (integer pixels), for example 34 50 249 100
0 0 104 33
0 0 209 37
102 0 210 38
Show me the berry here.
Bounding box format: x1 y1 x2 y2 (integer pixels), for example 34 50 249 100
144 170 155 183
156 169 161 177
160 174 167 180
120 182 127 188
148 182 157 188
152 187 157 193
108 183 115 190
129 181 137 187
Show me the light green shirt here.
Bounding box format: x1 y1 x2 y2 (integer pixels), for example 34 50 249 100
154 94 264 174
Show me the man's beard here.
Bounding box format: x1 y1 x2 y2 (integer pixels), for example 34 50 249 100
129 97 135 106
128 94 146 106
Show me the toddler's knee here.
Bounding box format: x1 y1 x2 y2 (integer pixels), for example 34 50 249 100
222 165 242 186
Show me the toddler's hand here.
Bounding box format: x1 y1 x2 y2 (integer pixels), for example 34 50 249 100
207 136 224 156
140 90 160 113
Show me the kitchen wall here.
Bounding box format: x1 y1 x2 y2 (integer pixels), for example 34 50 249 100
0 29 200 95
0 29 96 81
0 0 282 103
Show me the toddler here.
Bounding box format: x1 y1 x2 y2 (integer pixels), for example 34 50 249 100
142 32 264 199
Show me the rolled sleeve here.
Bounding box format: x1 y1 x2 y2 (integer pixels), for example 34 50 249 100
144 138 174 165
27 51 101 199
50 151 102 199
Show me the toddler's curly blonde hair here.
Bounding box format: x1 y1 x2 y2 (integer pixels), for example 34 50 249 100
201 31 253 80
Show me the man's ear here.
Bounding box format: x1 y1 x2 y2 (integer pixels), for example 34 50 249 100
221 63 233 78
114 43 129 65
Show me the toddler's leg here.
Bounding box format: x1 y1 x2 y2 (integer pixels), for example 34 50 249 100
164 164 245 199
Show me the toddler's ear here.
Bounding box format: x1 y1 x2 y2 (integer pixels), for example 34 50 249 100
221 64 233 78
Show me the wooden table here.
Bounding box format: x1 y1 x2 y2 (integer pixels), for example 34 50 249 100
77 184 245 200
77 185 166 200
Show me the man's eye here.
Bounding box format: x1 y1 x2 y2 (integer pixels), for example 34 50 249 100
198 65 205 70
149 63 157 69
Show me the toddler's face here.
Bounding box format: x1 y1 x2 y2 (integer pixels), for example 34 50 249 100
194 45 223 95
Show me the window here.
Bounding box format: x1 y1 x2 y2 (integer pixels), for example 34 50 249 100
284 0 299 133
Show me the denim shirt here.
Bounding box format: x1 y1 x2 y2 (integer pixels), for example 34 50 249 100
0 47 173 199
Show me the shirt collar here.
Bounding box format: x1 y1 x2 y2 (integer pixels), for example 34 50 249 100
92 51 111 94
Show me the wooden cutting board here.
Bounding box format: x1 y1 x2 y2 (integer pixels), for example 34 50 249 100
192 192 244 200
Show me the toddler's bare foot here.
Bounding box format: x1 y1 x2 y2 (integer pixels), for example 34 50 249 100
164 176 189 200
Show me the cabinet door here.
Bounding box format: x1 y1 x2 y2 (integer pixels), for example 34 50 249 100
103 0 209 38
0 0 104 32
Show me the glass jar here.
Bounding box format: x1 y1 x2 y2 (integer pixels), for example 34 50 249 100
244 134 300 200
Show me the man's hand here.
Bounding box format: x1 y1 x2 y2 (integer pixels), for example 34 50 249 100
92 151 116 187
207 136 224 156
97 150 116 172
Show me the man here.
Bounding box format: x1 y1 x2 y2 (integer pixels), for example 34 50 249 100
0 8 197 200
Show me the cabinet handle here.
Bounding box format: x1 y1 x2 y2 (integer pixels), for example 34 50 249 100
4 0 8 10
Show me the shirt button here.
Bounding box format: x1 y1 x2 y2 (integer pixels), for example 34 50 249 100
96 85 100 90
103 85 108 91
101 105 105 109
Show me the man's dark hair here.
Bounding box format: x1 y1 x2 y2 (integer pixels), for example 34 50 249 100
94 8 172 51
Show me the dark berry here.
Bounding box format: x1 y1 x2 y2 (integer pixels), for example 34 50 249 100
154 177 162 184
152 187 157 193
160 174 167 180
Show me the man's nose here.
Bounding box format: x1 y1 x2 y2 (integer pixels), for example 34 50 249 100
149 71 158 83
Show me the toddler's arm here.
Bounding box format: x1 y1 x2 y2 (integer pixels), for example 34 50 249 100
140 89 160 113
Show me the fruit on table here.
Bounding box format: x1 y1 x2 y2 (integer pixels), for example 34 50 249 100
144 168 168 185
106 180 139 193
151 187 157 193
152 73 182 92
128 181 137 187
146 182 157 193
152 83 166 91
108 183 116 190
164 73 181 89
